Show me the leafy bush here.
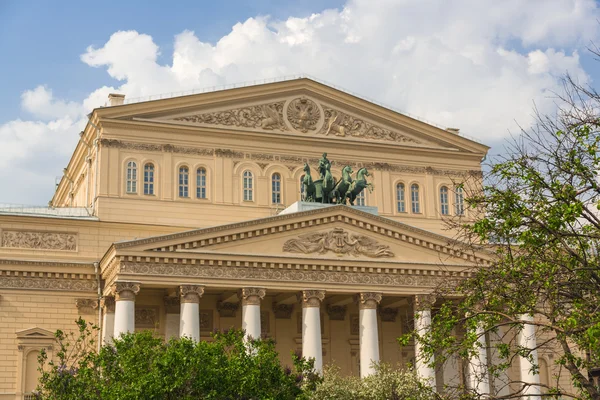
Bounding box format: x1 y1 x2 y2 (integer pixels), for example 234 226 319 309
36 318 315 400
309 363 434 400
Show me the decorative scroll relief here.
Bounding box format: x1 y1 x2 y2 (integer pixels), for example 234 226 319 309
286 97 321 132
120 262 443 288
172 101 287 131
0 276 96 291
319 107 421 144
1 230 77 251
283 228 394 258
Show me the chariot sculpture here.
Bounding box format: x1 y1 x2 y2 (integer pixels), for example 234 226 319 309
301 153 373 206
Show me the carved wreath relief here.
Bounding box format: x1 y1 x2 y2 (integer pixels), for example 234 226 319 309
286 97 320 132
1 230 77 251
283 228 394 258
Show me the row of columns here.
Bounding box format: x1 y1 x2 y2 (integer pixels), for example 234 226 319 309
414 295 542 398
102 281 384 377
101 282 542 394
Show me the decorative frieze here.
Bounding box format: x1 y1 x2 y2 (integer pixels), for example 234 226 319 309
326 305 347 321
238 287 266 306
272 303 294 319
0 276 96 292
180 284 204 304
356 292 383 310
283 228 394 258
119 262 444 288
1 230 77 251
173 101 287 131
217 301 239 318
75 298 98 314
299 289 326 308
135 307 158 328
319 107 421 144
111 281 141 301
200 310 213 331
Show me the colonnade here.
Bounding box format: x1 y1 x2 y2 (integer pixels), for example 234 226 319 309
101 281 542 395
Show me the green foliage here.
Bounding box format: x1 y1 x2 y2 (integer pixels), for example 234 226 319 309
36 319 316 400
404 76 600 399
308 363 434 400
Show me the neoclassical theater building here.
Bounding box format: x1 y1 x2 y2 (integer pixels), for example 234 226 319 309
0 78 555 399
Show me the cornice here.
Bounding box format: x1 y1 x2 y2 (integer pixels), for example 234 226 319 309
0 269 97 292
0 258 95 269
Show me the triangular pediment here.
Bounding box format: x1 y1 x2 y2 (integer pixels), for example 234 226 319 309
113 206 490 266
16 327 55 339
95 78 488 155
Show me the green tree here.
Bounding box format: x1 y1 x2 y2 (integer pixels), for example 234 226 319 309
402 71 600 399
36 319 316 400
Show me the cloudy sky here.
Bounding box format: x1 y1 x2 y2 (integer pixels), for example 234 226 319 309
1 0 599 205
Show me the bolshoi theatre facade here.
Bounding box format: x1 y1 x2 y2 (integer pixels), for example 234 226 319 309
0 78 555 398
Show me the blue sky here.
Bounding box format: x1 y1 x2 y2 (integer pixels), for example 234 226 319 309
1 0 600 205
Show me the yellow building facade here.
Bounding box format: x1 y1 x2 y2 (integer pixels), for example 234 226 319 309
0 78 559 399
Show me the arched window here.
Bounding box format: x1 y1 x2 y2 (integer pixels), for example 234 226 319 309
272 173 281 204
143 163 155 195
396 183 406 212
196 168 207 199
126 161 137 193
439 186 449 215
178 166 189 198
455 186 464 215
411 184 420 213
243 170 253 201
356 190 366 206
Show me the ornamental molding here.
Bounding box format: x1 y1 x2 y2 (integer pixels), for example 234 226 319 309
319 107 421 144
163 296 180 313
217 301 239 317
200 310 214 331
286 97 321 132
355 292 383 310
119 261 456 289
299 289 326 308
1 230 77 251
180 284 205 303
238 287 266 306
0 275 97 292
414 293 436 310
75 298 99 314
0 259 94 269
283 228 394 258
172 101 287 131
111 281 141 301
272 303 294 319
114 207 487 265
380 307 399 322
98 138 482 178
100 296 115 313
135 307 158 328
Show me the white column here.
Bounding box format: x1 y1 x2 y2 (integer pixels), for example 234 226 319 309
414 294 436 390
100 296 115 345
518 314 541 398
300 289 326 373
468 323 490 395
112 281 140 338
239 287 266 340
179 284 204 341
357 292 382 377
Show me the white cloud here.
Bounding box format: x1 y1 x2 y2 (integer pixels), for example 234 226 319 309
1 0 600 204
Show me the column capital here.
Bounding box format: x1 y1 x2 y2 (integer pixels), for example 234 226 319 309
299 289 326 308
356 292 382 310
238 287 266 306
100 296 115 313
414 293 436 310
111 281 141 301
180 284 205 304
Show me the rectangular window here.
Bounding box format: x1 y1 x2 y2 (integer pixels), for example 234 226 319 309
356 191 366 206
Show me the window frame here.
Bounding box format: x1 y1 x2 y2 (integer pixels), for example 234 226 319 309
355 190 366 206
196 167 207 199
243 170 254 202
271 173 282 204
178 165 189 198
455 186 465 216
411 183 420 214
125 160 138 194
143 163 155 196
396 182 406 213
439 185 449 215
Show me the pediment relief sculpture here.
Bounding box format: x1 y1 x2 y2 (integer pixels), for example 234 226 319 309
283 228 394 258
168 96 422 145
173 101 287 131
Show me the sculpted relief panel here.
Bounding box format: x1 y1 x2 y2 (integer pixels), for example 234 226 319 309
168 97 421 145
283 228 394 258
1 230 77 251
